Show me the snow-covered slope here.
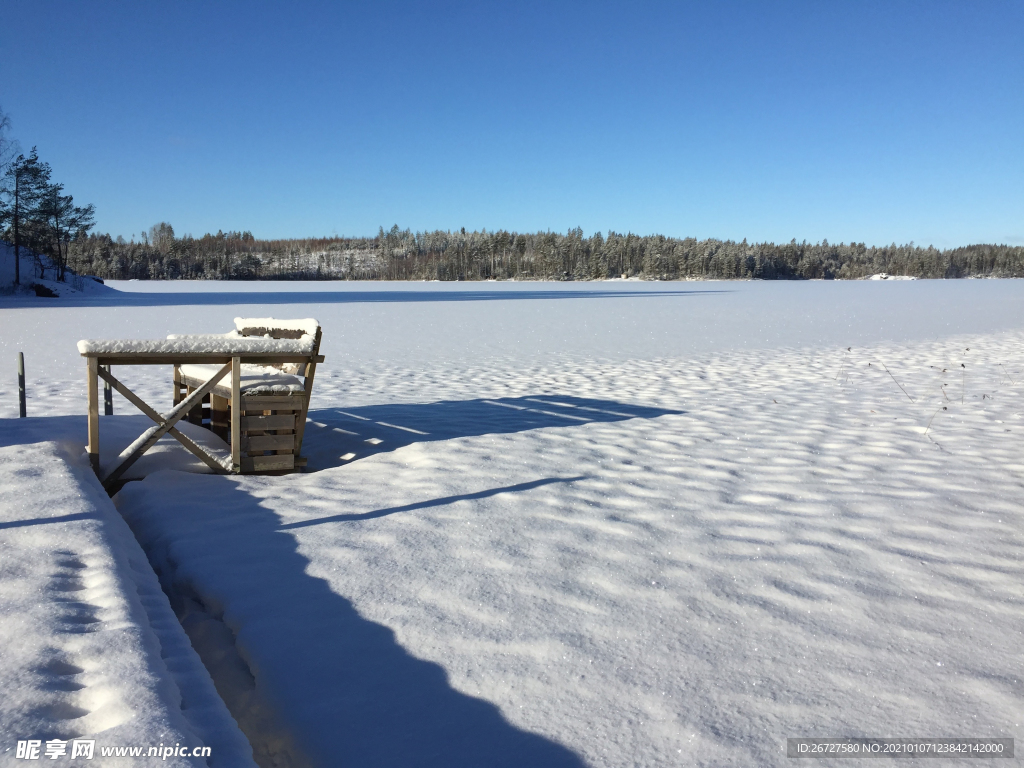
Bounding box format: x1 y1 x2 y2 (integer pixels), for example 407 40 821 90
0 425 254 767
0 242 114 297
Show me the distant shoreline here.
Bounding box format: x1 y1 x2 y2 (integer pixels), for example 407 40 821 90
5 231 1024 288
61 228 1024 283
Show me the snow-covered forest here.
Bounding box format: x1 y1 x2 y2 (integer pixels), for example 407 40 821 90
65 224 1024 282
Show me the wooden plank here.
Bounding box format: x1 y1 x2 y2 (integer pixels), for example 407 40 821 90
187 387 205 424
177 373 205 388
241 414 296 431
86 357 99 474
240 395 305 411
103 365 113 416
293 326 322 456
83 353 315 365
231 357 241 472
177 377 235 403
240 454 295 473
172 365 181 405
102 362 233 488
243 434 295 453
97 366 229 475
210 393 229 438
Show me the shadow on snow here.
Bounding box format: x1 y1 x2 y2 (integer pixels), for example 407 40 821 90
278 476 589 528
6 395 681 766
300 394 682 471
119 467 589 767
2 285 727 309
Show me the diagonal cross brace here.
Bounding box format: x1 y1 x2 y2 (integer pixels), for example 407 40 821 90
97 366 231 478
101 362 233 488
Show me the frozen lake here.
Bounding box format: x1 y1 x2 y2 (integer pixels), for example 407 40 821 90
2 279 1022 767
4 278 1024 387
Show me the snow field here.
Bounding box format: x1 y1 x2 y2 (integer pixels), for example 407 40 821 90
0 428 255 767
2 280 1023 766
120 331 1023 767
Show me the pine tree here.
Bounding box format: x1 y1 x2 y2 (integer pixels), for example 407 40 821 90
1 149 50 285
36 181 95 281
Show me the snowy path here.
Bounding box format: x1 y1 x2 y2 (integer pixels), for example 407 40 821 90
2 280 1023 766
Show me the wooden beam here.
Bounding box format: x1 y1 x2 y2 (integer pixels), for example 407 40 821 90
293 326 322 458
243 434 295 453
82 353 316 365
241 414 296 431
240 395 305 411
172 365 181 406
210 393 229 440
241 454 295 473
103 365 113 415
102 361 233 488
86 357 99 474
231 357 241 472
97 366 229 475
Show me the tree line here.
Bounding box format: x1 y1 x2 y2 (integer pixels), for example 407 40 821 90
0 107 95 285
4 105 1022 285
65 224 1024 282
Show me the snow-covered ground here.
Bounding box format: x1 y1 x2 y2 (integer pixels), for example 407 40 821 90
0 243 114 298
2 279 1023 767
0 421 254 767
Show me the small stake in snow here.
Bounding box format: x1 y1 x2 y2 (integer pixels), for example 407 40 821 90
879 361 914 402
103 364 113 416
834 347 851 382
961 349 969 404
18 352 26 418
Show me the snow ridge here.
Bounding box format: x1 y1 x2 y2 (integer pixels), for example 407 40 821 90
0 437 255 767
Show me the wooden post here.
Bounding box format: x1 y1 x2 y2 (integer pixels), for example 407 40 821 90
17 352 26 418
86 357 99 474
210 393 229 440
172 365 181 406
292 326 322 457
103 364 113 415
230 357 241 472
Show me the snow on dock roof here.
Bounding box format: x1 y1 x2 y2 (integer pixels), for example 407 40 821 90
77 335 315 355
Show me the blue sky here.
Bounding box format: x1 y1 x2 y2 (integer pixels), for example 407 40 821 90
2 0 1021 246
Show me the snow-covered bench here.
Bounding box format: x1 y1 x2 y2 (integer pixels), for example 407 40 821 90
78 318 323 490
172 318 323 474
